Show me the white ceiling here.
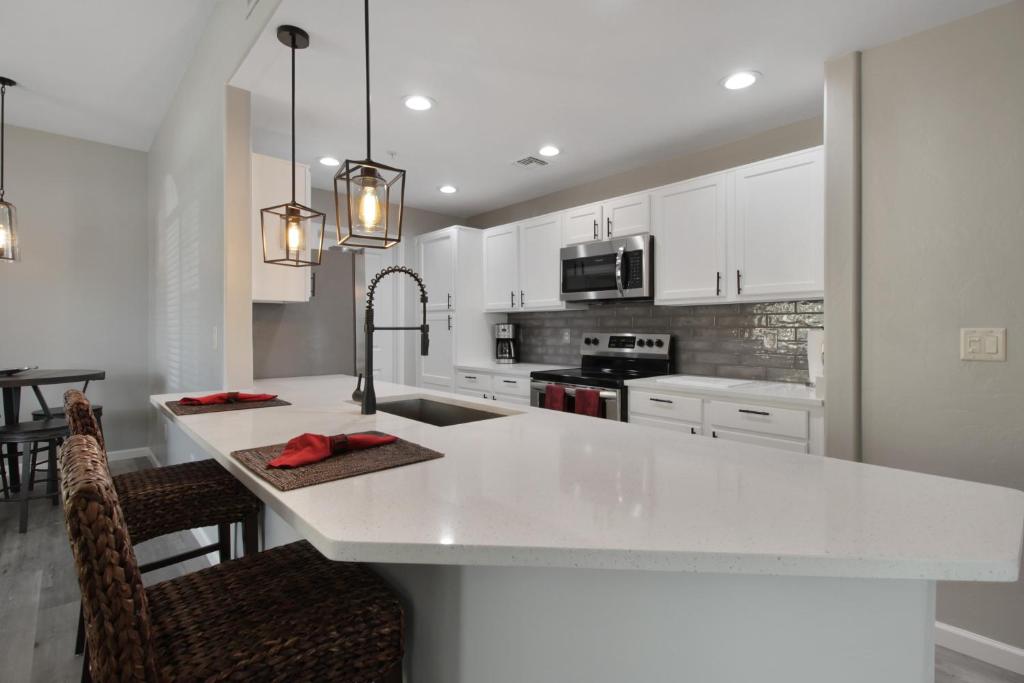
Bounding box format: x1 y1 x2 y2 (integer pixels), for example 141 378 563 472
233 0 1007 217
0 0 216 151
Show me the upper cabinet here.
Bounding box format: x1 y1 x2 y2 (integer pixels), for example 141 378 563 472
482 213 572 313
418 228 457 312
562 192 651 246
653 172 729 305
732 148 824 300
653 147 824 305
251 153 313 303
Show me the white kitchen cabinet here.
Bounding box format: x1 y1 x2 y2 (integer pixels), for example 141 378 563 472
732 147 824 300
709 428 809 454
518 213 564 310
482 223 520 312
420 310 455 390
652 172 729 305
562 202 603 245
419 228 457 312
603 192 651 239
629 414 703 436
251 153 313 303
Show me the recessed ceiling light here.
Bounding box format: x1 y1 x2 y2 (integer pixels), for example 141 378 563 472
722 71 760 90
404 95 434 111
319 156 340 167
439 185 457 194
538 145 560 157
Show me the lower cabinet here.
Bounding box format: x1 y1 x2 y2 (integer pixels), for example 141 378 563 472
628 390 823 455
455 368 531 405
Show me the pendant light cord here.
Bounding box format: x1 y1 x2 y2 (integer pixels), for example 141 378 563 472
1 82 6 200
290 36 296 205
364 0 371 160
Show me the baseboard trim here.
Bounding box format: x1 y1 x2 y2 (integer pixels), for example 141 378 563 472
936 621 1024 675
107 447 158 466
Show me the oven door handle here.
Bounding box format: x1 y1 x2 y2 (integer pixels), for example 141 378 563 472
532 382 618 401
614 246 625 297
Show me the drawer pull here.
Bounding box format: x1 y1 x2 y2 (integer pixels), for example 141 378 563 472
712 430 718 438
648 397 673 404
738 409 771 416
690 427 696 435
502 379 517 384
464 375 477 380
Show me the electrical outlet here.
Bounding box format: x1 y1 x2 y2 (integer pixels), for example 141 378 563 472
960 327 1006 362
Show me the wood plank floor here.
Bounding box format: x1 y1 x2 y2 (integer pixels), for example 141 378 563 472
1 456 1021 683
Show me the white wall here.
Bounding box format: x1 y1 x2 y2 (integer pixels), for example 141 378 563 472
0 125 148 450
147 0 281 463
860 0 1024 649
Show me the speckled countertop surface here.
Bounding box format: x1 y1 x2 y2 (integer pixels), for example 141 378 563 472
152 374 1023 581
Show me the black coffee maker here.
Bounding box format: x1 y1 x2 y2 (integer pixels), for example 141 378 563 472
494 323 519 364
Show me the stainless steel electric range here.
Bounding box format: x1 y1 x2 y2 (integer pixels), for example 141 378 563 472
529 331 672 421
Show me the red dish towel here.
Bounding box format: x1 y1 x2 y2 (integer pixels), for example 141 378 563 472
179 391 277 406
574 388 603 418
267 431 398 469
545 385 567 411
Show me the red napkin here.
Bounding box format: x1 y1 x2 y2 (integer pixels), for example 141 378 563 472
545 385 566 411
179 391 277 406
267 431 398 469
574 388 603 418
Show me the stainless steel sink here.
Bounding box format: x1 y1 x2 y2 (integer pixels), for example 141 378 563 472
375 397 511 427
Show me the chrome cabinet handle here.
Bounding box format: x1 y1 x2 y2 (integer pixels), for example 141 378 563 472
716 271 721 296
606 217 612 237
648 397 673 404
736 270 742 295
614 246 625 297
593 219 598 240
738 408 770 416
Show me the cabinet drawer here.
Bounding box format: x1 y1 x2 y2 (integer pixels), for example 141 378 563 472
629 414 703 436
707 400 808 439
456 370 492 392
630 390 703 423
492 374 530 397
711 428 808 454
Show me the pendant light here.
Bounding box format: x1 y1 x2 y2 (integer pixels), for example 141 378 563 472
334 0 406 249
260 26 326 267
0 77 19 263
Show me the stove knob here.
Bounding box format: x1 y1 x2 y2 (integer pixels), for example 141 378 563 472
583 338 592 345
645 339 655 347
655 339 664 348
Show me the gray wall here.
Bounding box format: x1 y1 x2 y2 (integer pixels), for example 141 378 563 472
468 117 823 228
0 125 149 450
252 187 461 380
860 1 1024 648
511 300 822 383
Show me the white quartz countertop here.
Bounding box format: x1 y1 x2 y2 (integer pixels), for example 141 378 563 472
151 374 1023 580
454 360 566 376
627 375 825 409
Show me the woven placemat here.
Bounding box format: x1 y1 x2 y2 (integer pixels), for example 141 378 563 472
229 433 444 491
165 398 292 416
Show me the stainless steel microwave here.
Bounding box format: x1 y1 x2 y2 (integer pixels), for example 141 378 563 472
559 235 652 302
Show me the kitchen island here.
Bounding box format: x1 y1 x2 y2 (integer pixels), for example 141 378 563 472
151 374 1024 683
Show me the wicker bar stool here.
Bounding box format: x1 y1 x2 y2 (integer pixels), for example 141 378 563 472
63 389 263 657
59 434 404 683
0 418 65 532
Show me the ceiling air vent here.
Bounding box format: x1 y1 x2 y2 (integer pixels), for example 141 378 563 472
514 155 549 168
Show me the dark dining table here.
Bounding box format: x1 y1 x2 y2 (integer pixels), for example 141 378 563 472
1 368 105 491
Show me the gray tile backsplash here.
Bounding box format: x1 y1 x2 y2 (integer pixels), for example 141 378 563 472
509 300 824 383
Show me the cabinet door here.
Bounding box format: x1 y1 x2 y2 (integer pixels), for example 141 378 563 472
562 203 602 246
251 154 312 303
653 173 728 304
710 428 808 454
603 192 650 239
732 148 824 299
419 229 457 312
482 224 519 312
419 310 455 389
519 214 565 310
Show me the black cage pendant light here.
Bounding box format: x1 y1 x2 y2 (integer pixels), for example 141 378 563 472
0 77 20 263
334 0 405 249
261 26 326 267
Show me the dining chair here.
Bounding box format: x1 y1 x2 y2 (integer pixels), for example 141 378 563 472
60 434 404 683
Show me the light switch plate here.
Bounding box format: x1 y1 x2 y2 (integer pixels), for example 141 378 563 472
960 327 1006 361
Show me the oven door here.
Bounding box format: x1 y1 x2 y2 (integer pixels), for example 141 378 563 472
530 381 622 421
560 234 652 302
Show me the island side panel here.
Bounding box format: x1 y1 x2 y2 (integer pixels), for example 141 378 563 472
374 563 936 683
